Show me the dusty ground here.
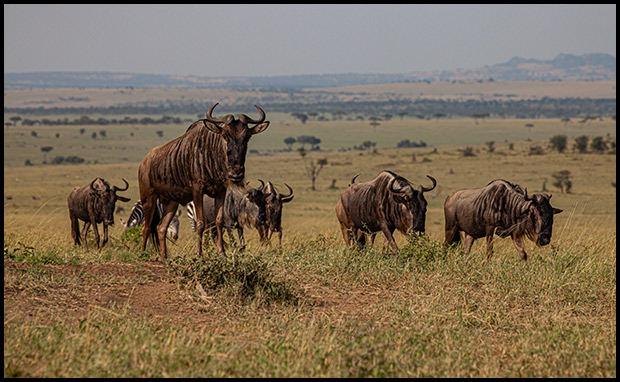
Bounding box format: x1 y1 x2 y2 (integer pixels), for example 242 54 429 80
3 260 383 328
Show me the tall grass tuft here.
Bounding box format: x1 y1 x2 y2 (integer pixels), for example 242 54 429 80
169 251 299 306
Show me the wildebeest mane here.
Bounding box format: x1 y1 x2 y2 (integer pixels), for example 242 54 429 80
150 121 229 201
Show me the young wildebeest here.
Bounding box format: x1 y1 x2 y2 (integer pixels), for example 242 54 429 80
120 200 181 241
443 179 563 261
186 181 268 251
262 181 294 246
68 177 131 250
138 103 269 261
336 171 437 253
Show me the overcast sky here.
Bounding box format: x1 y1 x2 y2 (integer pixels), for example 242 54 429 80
4 4 616 77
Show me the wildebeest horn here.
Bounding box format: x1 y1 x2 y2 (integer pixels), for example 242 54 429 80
388 177 405 194
523 187 534 201
419 175 437 193
206 103 233 124
238 104 266 125
89 178 99 192
351 173 361 185
280 183 294 202
256 179 265 191
267 181 276 195
113 178 129 192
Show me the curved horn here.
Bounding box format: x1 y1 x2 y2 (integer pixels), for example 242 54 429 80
238 104 266 125
267 181 276 195
89 178 99 192
388 177 405 194
256 179 265 192
113 178 129 192
205 103 232 124
523 187 534 201
280 183 294 202
420 175 437 193
350 172 361 185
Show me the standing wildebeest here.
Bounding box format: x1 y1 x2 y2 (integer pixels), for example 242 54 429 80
443 179 563 261
186 180 269 250
68 177 131 250
120 199 181 241
138 103 269 261
263 181 294 246
336 170 437 253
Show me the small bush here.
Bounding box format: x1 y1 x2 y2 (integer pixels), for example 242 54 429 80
171 253 299 306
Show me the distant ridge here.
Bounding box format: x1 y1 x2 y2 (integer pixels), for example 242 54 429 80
4 53 615 90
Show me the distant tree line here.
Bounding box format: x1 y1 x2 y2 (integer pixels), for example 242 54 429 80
9 114 187 127
5 97 616 122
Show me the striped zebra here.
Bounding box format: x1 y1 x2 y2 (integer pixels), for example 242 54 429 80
121 199 180 241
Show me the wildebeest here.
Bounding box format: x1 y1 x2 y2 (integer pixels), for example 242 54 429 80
186 180 268 250
138 103 269 261
443 179 563 261
336 170 437 253
120 200 181 241
68 177 131 250
263 181 294 246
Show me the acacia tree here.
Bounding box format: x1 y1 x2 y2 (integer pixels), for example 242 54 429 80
549 135 568 153
40 146 53 163
305 157 328 191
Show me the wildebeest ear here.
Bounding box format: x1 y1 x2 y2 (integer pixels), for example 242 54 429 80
553 208 563 215
250 121 270 135
203 120 223 134
117 196 131 203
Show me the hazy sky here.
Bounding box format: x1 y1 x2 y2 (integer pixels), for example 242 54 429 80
4 4 616 77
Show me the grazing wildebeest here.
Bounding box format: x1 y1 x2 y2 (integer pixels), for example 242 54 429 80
120 200 181 241
336 170 437 253
138 103 269 261
68 177 131 250
263 181 294 246
186 180 268 250
443 179 563 261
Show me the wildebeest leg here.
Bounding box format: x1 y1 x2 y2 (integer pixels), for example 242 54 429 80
69 212 81 246
275 230 283 247
443 224 460 249
511 234 528 261
91 220 101 249
462 234 475 255
212 192 226 255
369 233 377 246
81 222 91 251
101 223 109 249
140 195 157 254
485 234 494 260
157 201 180 260
236 227 245 251
381 225 399 254
339 222 352 245
191 188 207 257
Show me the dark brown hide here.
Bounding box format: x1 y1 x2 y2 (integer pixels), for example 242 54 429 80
263 181 294 246
138 103 269 261
443 179 563 261
68 178 130 250
336 171 436 253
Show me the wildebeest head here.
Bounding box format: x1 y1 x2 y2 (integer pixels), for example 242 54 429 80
245 179 268 227
523 189 563 246
203 103 269 184
90 178 131 225
388 174 437 233
263 181 294 233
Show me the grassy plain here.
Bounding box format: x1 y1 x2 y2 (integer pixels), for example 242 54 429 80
3 85 617 377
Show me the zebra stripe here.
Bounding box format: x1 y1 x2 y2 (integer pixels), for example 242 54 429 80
121 200 180 240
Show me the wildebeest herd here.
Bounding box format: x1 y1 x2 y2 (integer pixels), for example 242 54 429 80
68 103 563 262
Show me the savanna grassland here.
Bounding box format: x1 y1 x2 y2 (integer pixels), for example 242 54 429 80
4 84 616 377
